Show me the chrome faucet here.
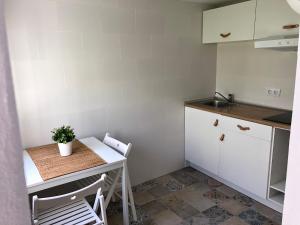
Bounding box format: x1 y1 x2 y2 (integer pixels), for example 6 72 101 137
215 92 234 103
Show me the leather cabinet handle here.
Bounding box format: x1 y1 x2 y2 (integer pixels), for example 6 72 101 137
213 119 219 127
220 32 231 38
220 134 225 142
283 24 299 30
237 125 250 131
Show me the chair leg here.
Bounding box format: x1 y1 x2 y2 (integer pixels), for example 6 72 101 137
111 194 117 202
100 195 108 225
105 169 122 208
127 172 137 221
93 189 101 213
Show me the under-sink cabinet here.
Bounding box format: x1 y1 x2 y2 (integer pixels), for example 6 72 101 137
185 108 221 174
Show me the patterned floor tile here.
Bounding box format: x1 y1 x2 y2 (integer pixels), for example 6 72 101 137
271 213 282 225
107 212 123 225
148 184 173 198
251 202 282 224
184 181 211 192
219 216 249 225
133 179 159 193
156 175 185 191
107 200 123 217
175 185 215 212
148 175 184 198
107 203 148 225
233 193 255 207
159 194 200 219
140 200 167 218
207 178 223 188
184 168 209 184
203 189 230 204
218 199 249 216
262 221 280 225
151 209 183 225
217 185 239 198
170 169 201 186
202 206 232 224
107 167 281 225
239 209 269 225
181 213 211 225
134 191 156 206
131 205 155 225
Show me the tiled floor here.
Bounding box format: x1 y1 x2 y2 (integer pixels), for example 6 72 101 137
107 167 282 225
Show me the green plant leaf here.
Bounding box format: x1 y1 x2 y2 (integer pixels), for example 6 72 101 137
51 125 76 143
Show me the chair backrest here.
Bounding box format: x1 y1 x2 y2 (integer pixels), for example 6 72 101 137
32 174 106 220
103 133 132 158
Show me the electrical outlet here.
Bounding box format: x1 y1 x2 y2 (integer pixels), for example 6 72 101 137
273 88 281 97
266 88 281 97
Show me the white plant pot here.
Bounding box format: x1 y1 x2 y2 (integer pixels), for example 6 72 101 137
58 141 73 157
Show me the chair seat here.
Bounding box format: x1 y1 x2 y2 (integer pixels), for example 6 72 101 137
36 199 101 225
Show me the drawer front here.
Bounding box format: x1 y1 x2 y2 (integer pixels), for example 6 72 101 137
220 116 272 141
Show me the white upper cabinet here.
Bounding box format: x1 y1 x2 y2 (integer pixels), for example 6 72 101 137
255 0 300 39
203 0 256 44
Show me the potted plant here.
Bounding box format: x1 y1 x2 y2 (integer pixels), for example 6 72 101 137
51 125 76 156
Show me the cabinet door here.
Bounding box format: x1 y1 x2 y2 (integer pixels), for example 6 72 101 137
203 0 256 44
218 130 272 198
255 0 300 39
185 107 221 174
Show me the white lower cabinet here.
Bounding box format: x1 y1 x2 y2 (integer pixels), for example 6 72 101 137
185 107 272 199
185 107 221 175
218 130 272 198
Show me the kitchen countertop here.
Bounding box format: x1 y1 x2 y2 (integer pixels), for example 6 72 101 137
185 100 291 130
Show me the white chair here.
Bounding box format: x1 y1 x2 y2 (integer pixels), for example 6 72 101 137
32 174 108 225
75 133 137 221
102 133 137 221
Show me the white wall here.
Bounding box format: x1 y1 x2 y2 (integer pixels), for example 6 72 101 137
283 39 300 225
216 41 297 110
5 0 216 185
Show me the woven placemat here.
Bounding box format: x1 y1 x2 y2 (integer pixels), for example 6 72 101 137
27 140 106 181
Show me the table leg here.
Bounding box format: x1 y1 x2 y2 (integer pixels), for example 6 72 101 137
127 172 137 221
122 161 129 225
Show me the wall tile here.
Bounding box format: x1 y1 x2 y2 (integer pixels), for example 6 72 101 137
135 9 165 35
120 34 152 59
57 31 84 60
6 0 217 185
100 7 135 34
57 2 101 32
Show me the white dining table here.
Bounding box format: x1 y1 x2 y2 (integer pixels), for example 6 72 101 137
23 136 130 225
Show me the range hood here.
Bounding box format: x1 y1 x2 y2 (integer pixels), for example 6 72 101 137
254 36 298 51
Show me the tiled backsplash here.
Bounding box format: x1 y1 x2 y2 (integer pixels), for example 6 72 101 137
216 41 297 110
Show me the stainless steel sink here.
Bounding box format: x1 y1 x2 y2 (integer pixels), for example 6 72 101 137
201 99 229 108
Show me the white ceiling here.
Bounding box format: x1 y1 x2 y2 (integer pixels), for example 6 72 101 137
183 0 233 3
182 0 243 5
